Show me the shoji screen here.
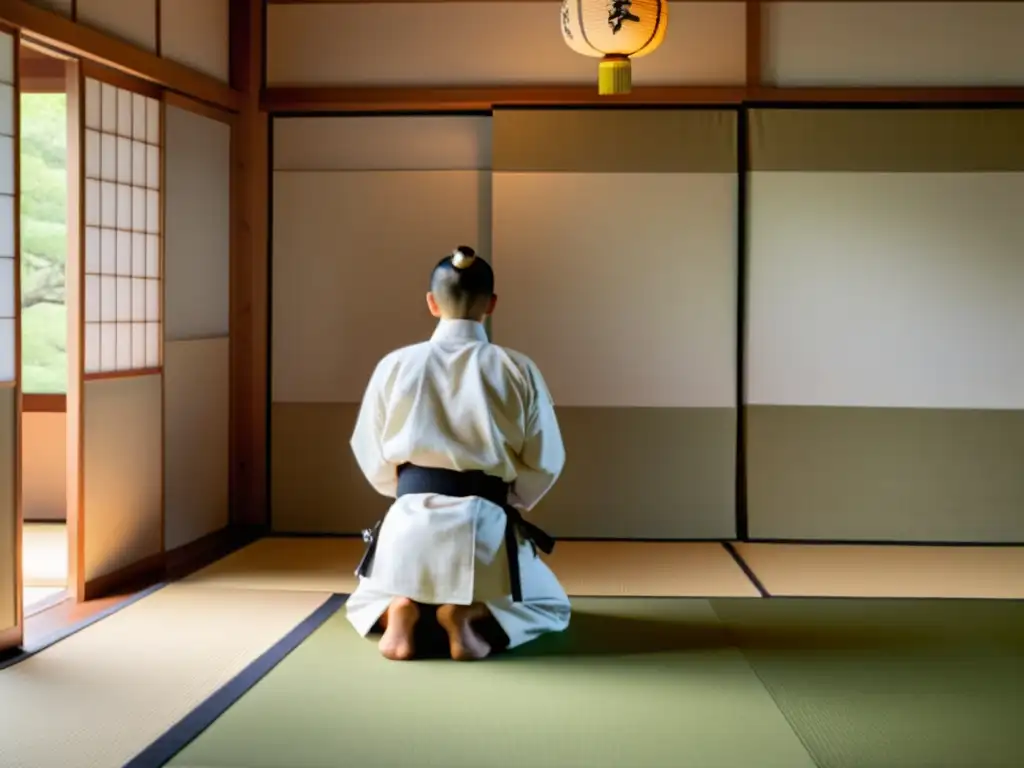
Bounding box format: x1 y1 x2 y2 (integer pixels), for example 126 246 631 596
492 109 738 539
270 115 491 533
746 108 1024 543
75 72 163 593
0 27 20 650
163 102 230 550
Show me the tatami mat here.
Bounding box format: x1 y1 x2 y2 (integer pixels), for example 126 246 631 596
168 599 817 768
184 537 366 593
552 541 759 597
185 537 761 597
0 584 331 768
712 598 1024 768
735 543 1024 599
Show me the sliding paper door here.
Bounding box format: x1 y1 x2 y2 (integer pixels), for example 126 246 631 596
0 26 22 652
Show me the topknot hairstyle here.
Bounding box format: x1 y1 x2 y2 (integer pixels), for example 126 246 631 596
429 246 494 318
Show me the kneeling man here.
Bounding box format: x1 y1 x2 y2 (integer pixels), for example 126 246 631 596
346 246 571 661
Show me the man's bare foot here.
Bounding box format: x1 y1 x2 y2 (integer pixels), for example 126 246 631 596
378 597 419 661
436 604 492 661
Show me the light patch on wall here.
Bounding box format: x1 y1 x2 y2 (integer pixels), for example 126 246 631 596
493 172 737 408
22 413 67 522
747 172 1024 409
82 375 162 582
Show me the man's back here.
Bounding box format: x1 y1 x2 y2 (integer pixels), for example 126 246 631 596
352 318 564 512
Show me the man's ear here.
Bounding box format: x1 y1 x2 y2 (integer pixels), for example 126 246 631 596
484 294 498 316
426 292 443 318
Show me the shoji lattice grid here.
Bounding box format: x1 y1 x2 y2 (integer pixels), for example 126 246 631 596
0 35 14 383
83 78 161 374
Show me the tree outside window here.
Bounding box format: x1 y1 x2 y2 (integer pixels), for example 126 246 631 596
20 93 67 394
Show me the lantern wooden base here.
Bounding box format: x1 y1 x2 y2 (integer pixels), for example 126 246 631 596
598 56 632 95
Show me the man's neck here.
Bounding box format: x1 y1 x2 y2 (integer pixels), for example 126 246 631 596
440 315 485 324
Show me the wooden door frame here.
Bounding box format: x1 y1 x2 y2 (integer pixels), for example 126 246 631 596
63 56 83 603
0 19 24 654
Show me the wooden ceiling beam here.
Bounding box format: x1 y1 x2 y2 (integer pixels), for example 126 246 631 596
262 84 1024 113
0 0 241 110
263 85 750 113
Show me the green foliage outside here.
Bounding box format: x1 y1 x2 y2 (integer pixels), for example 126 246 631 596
20 93 67 394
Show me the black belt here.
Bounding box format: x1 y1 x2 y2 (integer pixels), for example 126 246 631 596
355 464 556 603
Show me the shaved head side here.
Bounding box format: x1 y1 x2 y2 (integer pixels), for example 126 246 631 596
429 246 495 319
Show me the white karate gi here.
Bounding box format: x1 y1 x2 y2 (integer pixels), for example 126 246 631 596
345 319 571 649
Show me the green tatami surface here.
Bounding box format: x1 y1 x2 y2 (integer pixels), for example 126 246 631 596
714 598 1024 768
168 597 1024 768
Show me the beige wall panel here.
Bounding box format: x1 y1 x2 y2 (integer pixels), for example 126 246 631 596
78 0 158 52
160 0 230 82
747 172 1024 409
272 170 489 404
271 402 736 538
493 109 737 173
26 0 73 16
750 109 1024 173
765 2 1024 86
747 406 1024 543
23 412 66 522
83 375 162 582
271 403 391 534
547 406 736 538
165 105 231 340
266 2 745 87
0 388 15 630
164 338 229 551
493 172 736 408
273 116 492 172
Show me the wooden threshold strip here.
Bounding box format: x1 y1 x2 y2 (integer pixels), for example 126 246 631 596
0 0 241 111
263 84 1024 113
84 367 162 382
22 393 66 413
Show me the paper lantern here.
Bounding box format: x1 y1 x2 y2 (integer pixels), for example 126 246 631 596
561 0 668 95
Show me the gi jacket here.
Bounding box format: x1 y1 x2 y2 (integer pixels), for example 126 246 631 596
350 319 566 607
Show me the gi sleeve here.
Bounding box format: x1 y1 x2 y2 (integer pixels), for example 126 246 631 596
350 357 398 498
509 361 566 513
